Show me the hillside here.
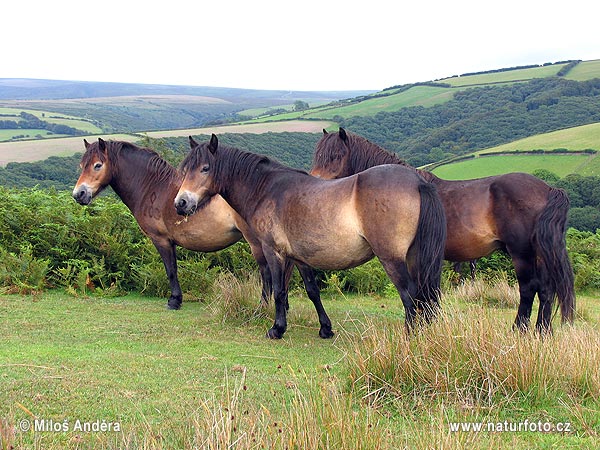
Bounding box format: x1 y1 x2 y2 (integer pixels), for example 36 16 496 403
0 79 370 138
431 122 600 179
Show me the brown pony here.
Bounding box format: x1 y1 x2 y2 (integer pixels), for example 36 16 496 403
311 128 576 333
72 138 272 309
174 135 446 339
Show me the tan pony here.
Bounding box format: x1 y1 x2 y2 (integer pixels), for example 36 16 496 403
174 135 446 339
72 138 271 309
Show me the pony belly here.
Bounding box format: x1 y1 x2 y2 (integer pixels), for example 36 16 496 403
296 239 374 270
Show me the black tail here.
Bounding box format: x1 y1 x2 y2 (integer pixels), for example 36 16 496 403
534 188 575 324
411 182 447 316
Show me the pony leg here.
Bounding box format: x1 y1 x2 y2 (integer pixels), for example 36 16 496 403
264 251 292 339
296 263 334 338
154 240 182 310
511 255 539 332
246 240 272 305
379 258 418 332
535 283 554 335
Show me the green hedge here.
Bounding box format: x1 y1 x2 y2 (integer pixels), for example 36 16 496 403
0 187 597 297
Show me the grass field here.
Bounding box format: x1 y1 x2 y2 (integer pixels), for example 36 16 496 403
0 107 102 142
432 122 600 178
0 121 335 166
1 281 599 449
564 59 600 81
439 64 565 87
432 153 595 179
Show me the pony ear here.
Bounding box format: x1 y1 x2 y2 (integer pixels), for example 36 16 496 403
208 134 218 154
84 139 90 149
339 127 348 142
189 136 198 148
98 138 106 152
322 129 328 135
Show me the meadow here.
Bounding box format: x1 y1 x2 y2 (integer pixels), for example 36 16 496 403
432 153 594 179
1 277 599 449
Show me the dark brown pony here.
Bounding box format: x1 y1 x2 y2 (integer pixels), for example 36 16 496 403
174 134 446 339
72 138 272 309
311 128 575 333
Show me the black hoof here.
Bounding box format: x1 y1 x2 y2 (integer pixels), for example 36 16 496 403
167 302 182 310
319 327 334 339
266 327 284 339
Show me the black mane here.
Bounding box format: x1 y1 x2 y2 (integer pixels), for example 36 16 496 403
82 140 177 186
181 141 309 195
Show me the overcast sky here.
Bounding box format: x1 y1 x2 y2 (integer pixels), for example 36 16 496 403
2 1 598 91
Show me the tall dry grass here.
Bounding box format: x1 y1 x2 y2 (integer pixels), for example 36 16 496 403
347 303 600 407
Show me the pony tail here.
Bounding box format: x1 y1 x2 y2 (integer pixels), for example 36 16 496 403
533 188 576 324
412 182 447 318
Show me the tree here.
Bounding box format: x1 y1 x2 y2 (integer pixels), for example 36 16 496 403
532 169 560 185
293 100 309 111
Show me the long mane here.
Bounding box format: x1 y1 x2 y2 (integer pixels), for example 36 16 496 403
314 130 412 173
82 140 178 186
181 141 308 195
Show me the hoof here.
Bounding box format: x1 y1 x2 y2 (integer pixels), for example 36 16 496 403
167 302 182 310
266 327 284 339
319 328 334 339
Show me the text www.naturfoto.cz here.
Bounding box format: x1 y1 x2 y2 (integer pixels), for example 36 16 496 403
449 420 572 433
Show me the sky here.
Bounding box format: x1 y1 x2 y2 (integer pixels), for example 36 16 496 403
2 0 599 92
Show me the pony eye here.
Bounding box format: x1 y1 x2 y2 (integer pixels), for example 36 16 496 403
201 165 210 173
93 162 103 171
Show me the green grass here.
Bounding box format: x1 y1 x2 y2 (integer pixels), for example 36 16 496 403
0 107 102 142
1 285 599 449
432 122 600 178
432 153 592 179
565 59 600 81
439 64 566 87
478 122 600 154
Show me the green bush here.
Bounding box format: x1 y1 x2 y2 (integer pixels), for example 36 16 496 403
0 186 597 298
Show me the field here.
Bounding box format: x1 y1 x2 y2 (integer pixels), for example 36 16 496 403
431 122 600 178
2 282 599 449
0 107 102 142
438 64 566 87
432 153 595 179
0 121 335 166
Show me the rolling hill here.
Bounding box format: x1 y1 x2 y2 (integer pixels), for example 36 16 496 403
431 122 600 179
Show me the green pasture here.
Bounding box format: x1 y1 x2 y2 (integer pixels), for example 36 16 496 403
304 86 454 119
439 63 565 87
565 59 600 81
0 107 102 142
432 153 593 179
1 286 599 449
0 129 57 141
246 85 455 123
479 122 600 155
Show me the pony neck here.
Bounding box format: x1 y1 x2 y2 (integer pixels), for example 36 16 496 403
109 146 177 213
213 147 287 221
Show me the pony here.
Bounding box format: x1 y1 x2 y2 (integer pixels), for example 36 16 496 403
72 138 272 309
174 134 446 339
311 128 575 333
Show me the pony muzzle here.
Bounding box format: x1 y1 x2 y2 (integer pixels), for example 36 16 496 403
174 191 199 216
72 185 93 205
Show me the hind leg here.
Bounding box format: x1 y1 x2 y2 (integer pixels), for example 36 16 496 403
535 282 554 335
296 263 333 338
379 258 418 331
511 254 539 332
